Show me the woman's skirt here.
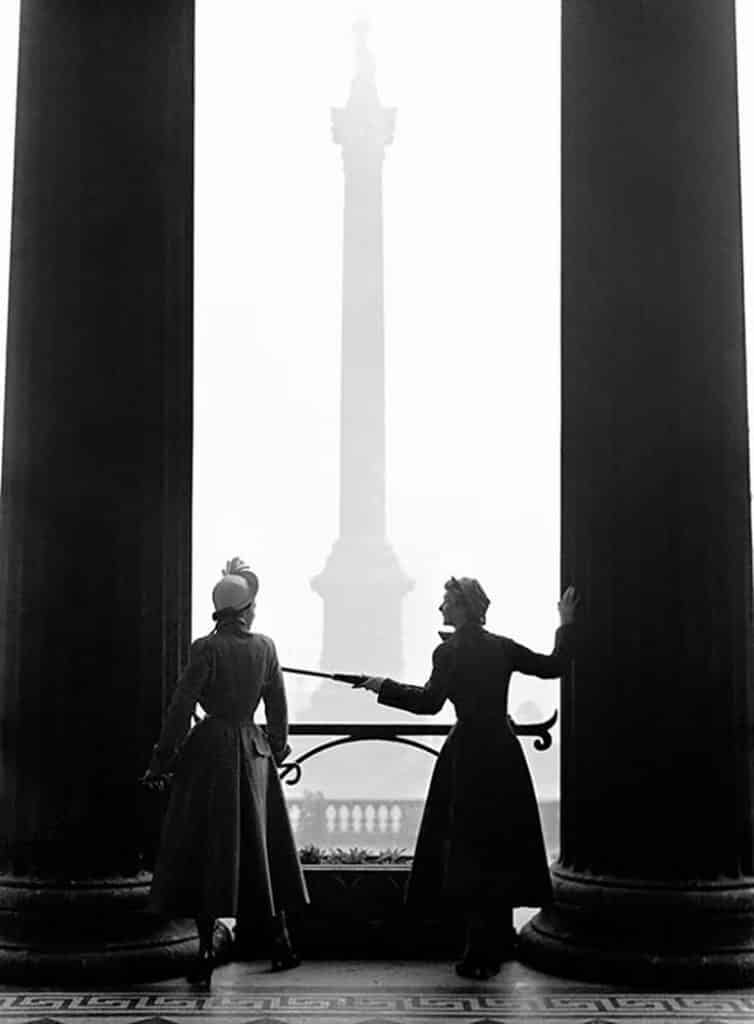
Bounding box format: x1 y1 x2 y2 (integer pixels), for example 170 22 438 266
407 723 552 913
150 718 309 920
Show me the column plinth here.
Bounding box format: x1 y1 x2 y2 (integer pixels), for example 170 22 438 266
0 0 197 979
520 0 754 985
525 869 754 986
0 876 195 981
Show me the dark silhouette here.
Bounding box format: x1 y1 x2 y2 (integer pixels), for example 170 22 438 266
358 577 578 980
520 0 754 987
141 558 308 988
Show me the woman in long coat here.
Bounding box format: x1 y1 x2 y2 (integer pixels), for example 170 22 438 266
141 558 308 987
359 577 578 980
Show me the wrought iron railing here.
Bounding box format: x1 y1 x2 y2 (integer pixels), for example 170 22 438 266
279 712 557 786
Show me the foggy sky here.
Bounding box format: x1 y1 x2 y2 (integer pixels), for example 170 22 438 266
0 2 753 790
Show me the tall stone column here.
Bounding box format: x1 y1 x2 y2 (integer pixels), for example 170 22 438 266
0 1 195 978
520 0 754 984
309 22 412 717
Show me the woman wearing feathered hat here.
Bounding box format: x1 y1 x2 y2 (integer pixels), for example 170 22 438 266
141 558 308 988
358 576 579 980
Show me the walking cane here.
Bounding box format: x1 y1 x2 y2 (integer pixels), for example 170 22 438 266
281 665 559 745
281 666 368 687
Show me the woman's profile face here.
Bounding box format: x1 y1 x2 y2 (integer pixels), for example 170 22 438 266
439 589 465 626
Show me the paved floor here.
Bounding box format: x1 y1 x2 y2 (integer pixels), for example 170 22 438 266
1 960 753 1024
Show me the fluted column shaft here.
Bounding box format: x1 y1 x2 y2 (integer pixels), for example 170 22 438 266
0 0 195 978
521 0 754 985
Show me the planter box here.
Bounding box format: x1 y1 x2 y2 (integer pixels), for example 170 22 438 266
290 864 461 959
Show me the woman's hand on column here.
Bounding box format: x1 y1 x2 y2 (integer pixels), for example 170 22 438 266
558 585 579 625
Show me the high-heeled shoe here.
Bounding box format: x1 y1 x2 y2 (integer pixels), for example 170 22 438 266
187 948 215 990
270 935 301 972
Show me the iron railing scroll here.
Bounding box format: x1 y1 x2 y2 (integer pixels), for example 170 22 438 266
279 713 558 787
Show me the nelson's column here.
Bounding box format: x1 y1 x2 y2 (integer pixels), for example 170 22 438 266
307 23 413 720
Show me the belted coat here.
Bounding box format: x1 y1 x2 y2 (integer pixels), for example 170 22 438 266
378 622 574 913
148 622 308 921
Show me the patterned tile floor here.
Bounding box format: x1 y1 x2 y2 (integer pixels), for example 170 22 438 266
1 961 753 1024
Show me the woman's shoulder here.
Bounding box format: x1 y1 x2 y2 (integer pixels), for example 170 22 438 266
485 629 512 646
483 630 517 657
247 632 279 656
431 638 457 668
456 628 516 660
190 633 213 654
198 628 275 648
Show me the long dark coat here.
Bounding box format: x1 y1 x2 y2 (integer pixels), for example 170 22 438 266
378 622 574 914
148 623 309 921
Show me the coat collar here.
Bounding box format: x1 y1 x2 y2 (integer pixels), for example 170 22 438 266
438 621 485 644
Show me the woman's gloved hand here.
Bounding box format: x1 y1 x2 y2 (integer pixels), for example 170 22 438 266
360 676 386 694
272 742 292 767
139 768 171 793
558 585 580 625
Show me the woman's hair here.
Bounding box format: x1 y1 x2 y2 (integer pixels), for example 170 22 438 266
445 576 490 624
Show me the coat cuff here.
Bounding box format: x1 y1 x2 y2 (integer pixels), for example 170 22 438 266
376 678 401 708
555 622 576 642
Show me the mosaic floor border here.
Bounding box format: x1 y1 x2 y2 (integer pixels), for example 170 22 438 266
1 991 754 1024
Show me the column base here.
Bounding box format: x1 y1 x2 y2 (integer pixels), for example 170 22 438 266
0 873 226 982
519 865 754 987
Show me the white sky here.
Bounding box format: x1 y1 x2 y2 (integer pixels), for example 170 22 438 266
0 1 753 748
192 1 561 725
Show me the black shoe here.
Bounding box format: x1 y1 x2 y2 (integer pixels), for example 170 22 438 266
270 936 301 972
454 956 499 981
187 948 215 990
